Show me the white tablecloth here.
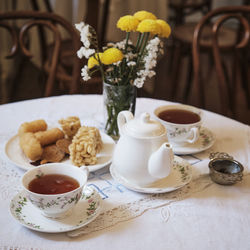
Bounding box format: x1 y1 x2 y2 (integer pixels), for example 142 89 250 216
0 95 249 250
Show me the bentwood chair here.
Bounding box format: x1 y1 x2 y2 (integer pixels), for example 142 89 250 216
0 11 82 98
169 0 213 101
192 6 250 118
0 1 110 101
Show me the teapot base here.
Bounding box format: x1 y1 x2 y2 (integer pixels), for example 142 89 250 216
110 157 192 194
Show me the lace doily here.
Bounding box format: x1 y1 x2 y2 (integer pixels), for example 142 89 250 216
67 174 214 237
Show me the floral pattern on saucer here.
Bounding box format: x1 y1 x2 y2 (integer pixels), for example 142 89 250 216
9 186 101 233
173 161 190 182
200 128 212 147
172 127 215 155
110 156 192 194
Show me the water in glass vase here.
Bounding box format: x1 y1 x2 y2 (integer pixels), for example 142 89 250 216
103 82 136 140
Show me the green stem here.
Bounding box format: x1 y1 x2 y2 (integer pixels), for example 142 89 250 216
135 33 142 51
139 32 150 56
124 32 130 53
120 32 131 82
95 52 105 81
123 67 134 85
135 32 150 70
137 33 145 52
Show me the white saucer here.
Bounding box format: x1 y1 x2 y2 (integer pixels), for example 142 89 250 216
172 127 215 155
9 186 102 233
5 131 115 172
110 156 192 194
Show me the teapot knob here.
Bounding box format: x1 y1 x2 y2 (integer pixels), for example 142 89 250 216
140 113 150 123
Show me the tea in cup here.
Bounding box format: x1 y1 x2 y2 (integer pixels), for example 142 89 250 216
21 163 89 219
154 104 202 145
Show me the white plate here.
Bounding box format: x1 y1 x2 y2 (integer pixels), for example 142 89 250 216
9 186 101 233
5 131 115 172
110 156 192 194
172 127 215 155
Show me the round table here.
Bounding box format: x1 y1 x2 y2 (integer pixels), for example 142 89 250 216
0 95 249 250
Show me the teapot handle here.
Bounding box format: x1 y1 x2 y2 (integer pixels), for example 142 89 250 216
117 111 134 135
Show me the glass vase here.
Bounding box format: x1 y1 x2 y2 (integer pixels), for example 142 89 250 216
103 82 136 140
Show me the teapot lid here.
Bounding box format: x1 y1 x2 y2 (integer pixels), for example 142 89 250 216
123 112 166 138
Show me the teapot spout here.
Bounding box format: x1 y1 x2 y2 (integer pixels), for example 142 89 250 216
148 142 174 179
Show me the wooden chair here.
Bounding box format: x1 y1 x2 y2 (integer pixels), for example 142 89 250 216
44 0 111 95
0 1 110 102
193 6 250 117
0 11 82 98
168 0 214 102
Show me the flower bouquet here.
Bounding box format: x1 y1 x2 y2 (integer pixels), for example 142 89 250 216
75 10 171 139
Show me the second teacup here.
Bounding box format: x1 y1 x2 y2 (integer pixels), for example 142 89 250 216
154 104 202 145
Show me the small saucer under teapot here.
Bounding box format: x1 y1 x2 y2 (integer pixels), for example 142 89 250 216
112 111 174 187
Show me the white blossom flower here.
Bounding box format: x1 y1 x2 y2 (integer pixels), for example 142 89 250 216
75 22 92 48
127 61 136 66
81 65 91 81
75 22 85 32
77 47 95 59
144 58 157 69
147 70 156 78
81 36 90 48
113 39 130 50
134 76 146 88
107 42 115 47
125 52 137 60
113 61 122 66
80 25 91 48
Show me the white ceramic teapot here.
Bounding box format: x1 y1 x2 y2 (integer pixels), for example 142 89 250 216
112 111 174 187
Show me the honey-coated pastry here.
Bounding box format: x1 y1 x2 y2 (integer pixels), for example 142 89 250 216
19 132 43 161
69 126 102 166
58 116 81 139
34 128 64 146
18 119 47 136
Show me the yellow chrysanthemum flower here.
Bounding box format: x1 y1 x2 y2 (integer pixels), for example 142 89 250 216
134 10 157 21
137 19 160 35
117 15 139 32
102 48 124 65
156 19 171 38
87 53 103 69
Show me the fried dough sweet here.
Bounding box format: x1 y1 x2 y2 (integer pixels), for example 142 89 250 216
18 119 47 136
19 132 43 161
34 128 64 146
56 138 71 154
40 144 65 164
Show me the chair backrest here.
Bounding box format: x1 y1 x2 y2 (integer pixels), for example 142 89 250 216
0 10 81 97
192 6 250 117
169 0 212 25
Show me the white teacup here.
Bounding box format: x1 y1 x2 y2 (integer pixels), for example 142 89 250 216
154 104 202 145
21 163 89 219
